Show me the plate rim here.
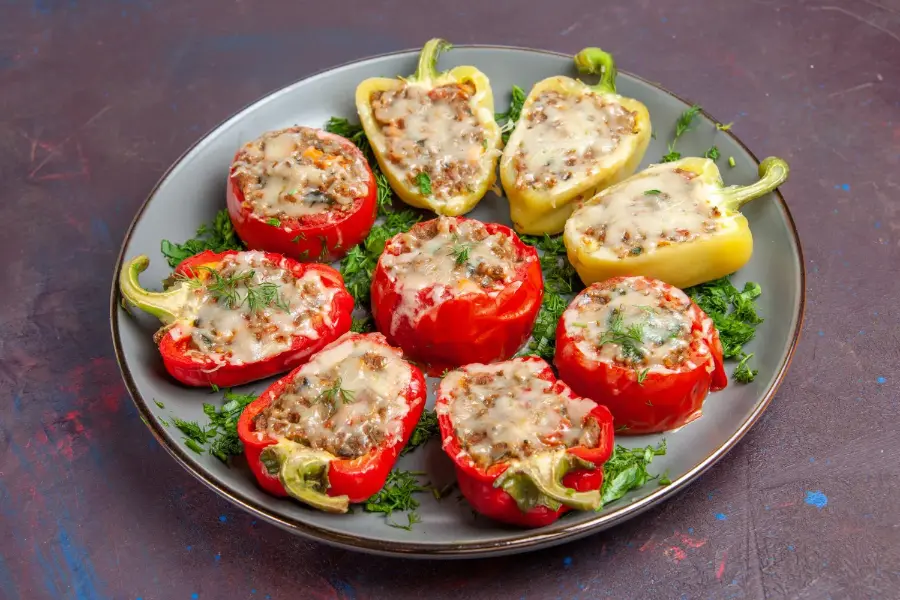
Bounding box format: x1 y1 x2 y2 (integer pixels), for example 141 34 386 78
109 43 806 558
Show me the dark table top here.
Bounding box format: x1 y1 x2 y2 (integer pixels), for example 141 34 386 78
2 0 898 598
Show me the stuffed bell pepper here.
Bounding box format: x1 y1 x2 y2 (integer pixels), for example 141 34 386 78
237 332 426 512
555 276 726 434
227 126 377 262
564 156 790 289
500 47 651 235
370 216 543 373
119 250 354 387
355 38 502 216
437 357 615 527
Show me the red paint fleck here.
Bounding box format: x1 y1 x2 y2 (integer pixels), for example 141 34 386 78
716 551 727 580
640 531 708 563
664 546 687 562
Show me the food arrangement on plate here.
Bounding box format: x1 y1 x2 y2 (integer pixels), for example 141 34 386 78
116 39 796 543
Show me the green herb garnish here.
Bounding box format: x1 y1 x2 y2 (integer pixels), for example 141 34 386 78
598 309 645 362
601 441 667 505
266 217 281 227
204 390 257 462
685 276 763 383
414 172 432 196
450 241 471 266
172 417 208 447
716 122 733 131
644 189 662 195
704 146 720 161
154 399 165 409
495 85 526 144
636 368 650 385
660 104 702 163
160 209 244 268
401 409 439 456
350 316 373 333
728 156 736 168
314 378 355 405
364 469 429 528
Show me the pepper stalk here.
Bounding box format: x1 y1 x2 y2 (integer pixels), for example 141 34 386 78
260 440 350 514
494 449 601 512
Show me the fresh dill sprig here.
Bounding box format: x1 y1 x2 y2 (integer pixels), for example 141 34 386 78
449 239 471 266
401 409 439 456
495 85 526 144
314 378 355 405
364 469 430 529
660 104 702 163
598 309 645 362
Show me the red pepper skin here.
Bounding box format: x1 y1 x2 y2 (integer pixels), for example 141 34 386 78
370 218 543 374
436 356 615 528
226 127 377 263
160 250 354 387
237 332 426 503
554 276 727 435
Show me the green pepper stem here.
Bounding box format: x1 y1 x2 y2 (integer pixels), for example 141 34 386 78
411 38 452 83
721 156 790 210
495 450 602 513
261 442 349 514
119 255 189 324
574 47 618 94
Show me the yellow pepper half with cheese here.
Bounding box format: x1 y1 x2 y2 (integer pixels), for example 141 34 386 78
563 156 790 289
500 47 651 235
355 38 502 216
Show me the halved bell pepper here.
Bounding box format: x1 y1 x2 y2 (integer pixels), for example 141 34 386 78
500 47 651 235
437 357 615 527
119 250 354 387
237 332 426 512
564 156 790 289
355 38 502 216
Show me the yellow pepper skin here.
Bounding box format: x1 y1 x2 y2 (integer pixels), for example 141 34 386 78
500 48 651 235
355 39 502 216
563 156 790 289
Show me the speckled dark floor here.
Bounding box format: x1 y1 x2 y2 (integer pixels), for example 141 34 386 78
2 1 899 598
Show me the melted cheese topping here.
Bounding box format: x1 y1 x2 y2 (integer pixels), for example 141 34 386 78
511 90 635 191
567 165 722 259
562 278 697 370
379 217 523 335
254 336 412 458
231 126 369 220
179 252 336 365
371 83 487 201
438 359 599 469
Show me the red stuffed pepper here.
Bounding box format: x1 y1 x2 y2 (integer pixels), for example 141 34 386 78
370 216 543 373
555 276 727 434
119 250 354 387
237 332 426 512
226 126 377 262
436 357 615 528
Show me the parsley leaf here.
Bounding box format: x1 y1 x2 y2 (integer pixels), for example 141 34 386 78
160 209 244 268
205 390 257 462
704 146 721 161
172 418 208 446
495 85 526 144
364 469 429 529
685 276 763 382
401 409 439 456
414 172 432 196
601 441 667 505
644 189 662 195
350 315 373 333
324 117 395 217
266 217 281 227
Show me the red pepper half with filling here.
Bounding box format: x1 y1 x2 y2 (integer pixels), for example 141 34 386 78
236 332 426 512
226 126 377 262
370 216 543 374
119 250 354 387
554 275 727 434
436 357 615 528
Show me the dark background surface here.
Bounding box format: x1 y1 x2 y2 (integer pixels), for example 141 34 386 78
1 0 899 598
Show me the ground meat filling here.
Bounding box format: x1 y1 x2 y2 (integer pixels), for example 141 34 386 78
371 83 487 201
571 167 722 259
231 126 369 221
254 339 411 458
564 278 696 370
513 90 636 191
183 252 334 364
440 360 599 469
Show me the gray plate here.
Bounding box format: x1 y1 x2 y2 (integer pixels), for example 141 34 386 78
110 45 805 558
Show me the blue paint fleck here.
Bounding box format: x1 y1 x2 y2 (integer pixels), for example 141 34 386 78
817 330 824 336
787 545 795 551
805 490 828 509
715 513 727 521
214 553 221 562
57 522 103 600
192 594 199 600
331 578 357 599
809 457 815 463
251 591 256 595
219 515 227 522
833 183 850 191
859 330 865 335
186 545 192 551
878 377 886 384
875 221 881 229
563 556 573 567
661 16 668 22
687 527 694 534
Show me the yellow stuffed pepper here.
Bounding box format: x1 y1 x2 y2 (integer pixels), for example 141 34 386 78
563 156 790 289
500 47 651 235
355 38 502 216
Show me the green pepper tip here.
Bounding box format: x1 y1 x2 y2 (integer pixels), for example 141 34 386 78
574 47 617 94
262 442 350 514
722 156 790 210
412 38 453 83
119 255 189 324
495 449 602 513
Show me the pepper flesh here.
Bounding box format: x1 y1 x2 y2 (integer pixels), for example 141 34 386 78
500 48 651 235
554 276 727 434
564 156 790 289
355 38 502 216
118 250 354 387
436 357 615 527
226 126 377 262
237 332 426 512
